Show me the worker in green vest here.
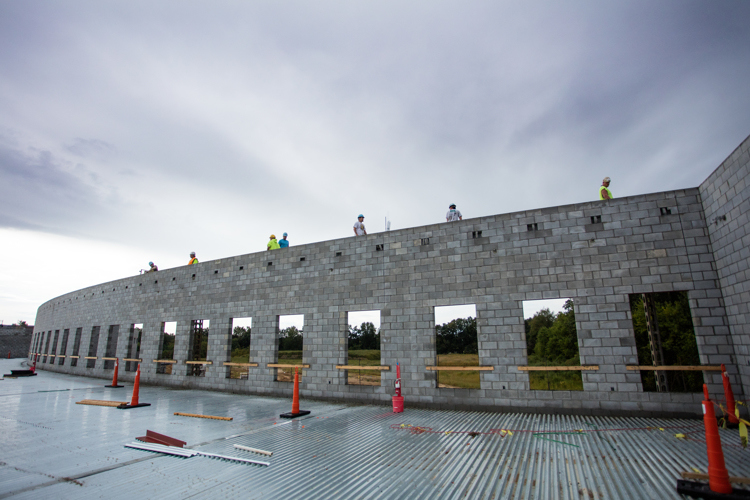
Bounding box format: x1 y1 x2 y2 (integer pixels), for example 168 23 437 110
267 234 280 250
599 177 613 200
188 252 199 265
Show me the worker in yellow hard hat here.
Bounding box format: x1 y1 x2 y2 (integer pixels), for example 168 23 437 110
599 177 614 200
267 234 280 250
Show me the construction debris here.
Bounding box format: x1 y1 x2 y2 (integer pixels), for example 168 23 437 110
77 399 128 407
174 412 232 421
125 442 270 466
233 444 273 457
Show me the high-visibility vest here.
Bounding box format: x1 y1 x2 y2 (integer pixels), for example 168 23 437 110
599 186 613 200
267 239 280 250
189 258 198 265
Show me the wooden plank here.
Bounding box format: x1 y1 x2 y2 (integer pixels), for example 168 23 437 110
57 355 66 358
69 356 79 359
336 365 391 371
76 399 128 407
267 363 311 368
185 361 213 365
174 412 232 421
223 362 259 367
517 366 599 371
123 358 142 362
426 366 495 371
102 357 118 361
680 472 750 484
627 365 721 371
84 356 97 360
153 359 177 364
234 444 273 457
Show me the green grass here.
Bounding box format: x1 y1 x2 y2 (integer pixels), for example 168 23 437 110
347 349 382 385
527 356 584 391
436 353 480 389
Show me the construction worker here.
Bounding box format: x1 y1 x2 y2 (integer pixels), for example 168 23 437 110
267 234 280 250
353 214 367 236
599 177 614 200
188 252 199 265
446 204 462 222
279 232 289 248
146 261 158 273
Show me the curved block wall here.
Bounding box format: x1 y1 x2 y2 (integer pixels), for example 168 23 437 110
31 156 750 418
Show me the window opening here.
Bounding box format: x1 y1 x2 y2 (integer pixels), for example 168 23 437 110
156 322 177 375
435 304 479 389
590 215 602 224
660 207 672 216
629 292 702 392
58 329 70 365
50 330 60 364
103 325 119 369
43 331 52 360
347 311 382 386
527 223 538 231
188 319 210 377
125 324 143 372
471 231 483 239
421 237 430 246
228 317 252 379
70 328 82 367
87 326 101 368
376 244 384 251
523 299 582 390
277 314 304 382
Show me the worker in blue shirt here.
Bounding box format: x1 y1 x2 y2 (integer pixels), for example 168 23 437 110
279 232 289 248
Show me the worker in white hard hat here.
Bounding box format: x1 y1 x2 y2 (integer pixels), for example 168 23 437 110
267 234 280 250
446 204 462 222
353 214 367 236
188 252 199 265
599 177 614 200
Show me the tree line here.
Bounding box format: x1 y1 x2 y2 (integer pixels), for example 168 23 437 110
525 299 579 365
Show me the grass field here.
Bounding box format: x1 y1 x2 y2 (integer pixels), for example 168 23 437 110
527 356 584 391
347 350 381 385
436 353 480 389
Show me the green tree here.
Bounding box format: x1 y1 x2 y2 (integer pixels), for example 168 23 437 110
527 300 579 365
436 317 477 355
348 322 380 350
232 326 251 351
279 326 303 351
525 308 555 354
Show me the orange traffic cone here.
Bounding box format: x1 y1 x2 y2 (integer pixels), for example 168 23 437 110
677 384 734 497
721 364 739 425
280 367 310 418
105 358 124 388
117 364 151 409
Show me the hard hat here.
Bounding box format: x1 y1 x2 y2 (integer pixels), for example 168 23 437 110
283 232 288 237
190 252 195 256
149 261 154 266
358 214 364 218
603 177 611 183
449 203 456 208
270 234 276 239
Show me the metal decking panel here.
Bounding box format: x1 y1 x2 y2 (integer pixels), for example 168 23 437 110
1 359 748 499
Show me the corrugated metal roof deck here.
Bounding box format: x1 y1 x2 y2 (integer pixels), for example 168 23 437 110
1 359 748 499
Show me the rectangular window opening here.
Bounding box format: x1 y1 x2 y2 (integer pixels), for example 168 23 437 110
87 326 101 369
435 304 479 389
43 331 52 362
590 215 602 224
471 231 483 239
335 251 342 257
660 207 672 216
58 329 70 365
300 257 305 262
103 325 119 369
70 328 82 367
188 319 210 377
628 292 702 393
347 311 382 386
376 244 384 251
49 330 60 364
527 223 538 231
277 314 304 382
228 317 252 379
125 324 143 372
523 299 583 391
239 266 244 270
421 237 430 246
156 321 177 375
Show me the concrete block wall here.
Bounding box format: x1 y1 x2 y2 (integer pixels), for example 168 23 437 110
700 133 750 397
30 174 744 416
0 325 33 359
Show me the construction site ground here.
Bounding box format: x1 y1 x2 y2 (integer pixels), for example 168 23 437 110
0 358 747 499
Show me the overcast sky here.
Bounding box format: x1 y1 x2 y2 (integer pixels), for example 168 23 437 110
2 1 749 324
